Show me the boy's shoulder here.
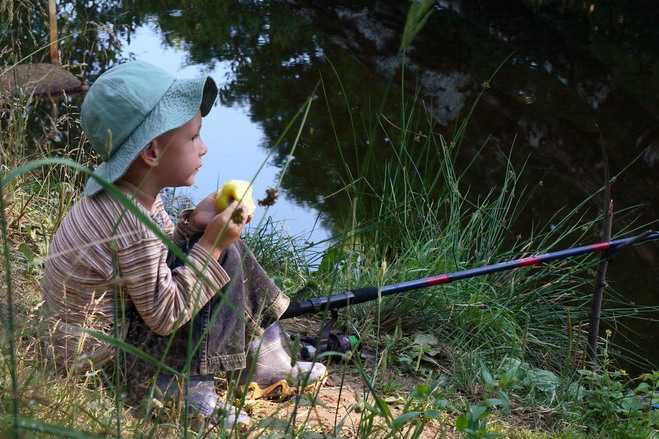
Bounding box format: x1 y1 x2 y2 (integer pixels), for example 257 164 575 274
60 191 158 242
78 189 162 216
71 190 137 220
48 191 175 268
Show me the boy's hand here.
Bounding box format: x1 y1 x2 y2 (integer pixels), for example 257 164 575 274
198 200 246 260
189 191 220 230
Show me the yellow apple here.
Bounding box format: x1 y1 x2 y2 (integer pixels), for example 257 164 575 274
215 180 257 215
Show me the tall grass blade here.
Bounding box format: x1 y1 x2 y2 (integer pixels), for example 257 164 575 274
0 174 20 437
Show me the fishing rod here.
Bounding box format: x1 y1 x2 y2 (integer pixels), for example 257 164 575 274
283 232 658 359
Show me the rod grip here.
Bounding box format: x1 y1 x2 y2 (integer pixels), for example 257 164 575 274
280 301 302 320
280 286 380 319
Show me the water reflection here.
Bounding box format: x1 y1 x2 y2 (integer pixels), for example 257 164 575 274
134 0 657 261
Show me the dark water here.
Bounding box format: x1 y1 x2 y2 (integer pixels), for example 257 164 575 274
4 0 657 370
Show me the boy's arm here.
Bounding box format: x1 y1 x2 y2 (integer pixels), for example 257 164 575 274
115 236 228 336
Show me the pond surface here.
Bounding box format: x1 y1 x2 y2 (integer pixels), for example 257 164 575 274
5 0 658 370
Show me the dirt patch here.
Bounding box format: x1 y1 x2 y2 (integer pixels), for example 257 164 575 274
219 366 456 438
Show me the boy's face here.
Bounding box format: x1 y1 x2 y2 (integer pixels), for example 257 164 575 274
153 111 207 188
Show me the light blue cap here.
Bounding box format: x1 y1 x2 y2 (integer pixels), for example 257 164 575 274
81 61 218 196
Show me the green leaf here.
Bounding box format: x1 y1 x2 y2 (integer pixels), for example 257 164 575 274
317 246 345 274
481 367 495 390
567 382 584 400
419 354 440 367
384 395 405 405
526 368 560 392
399 0 435 52
417 346 439 356
392 411 423 428
500 364 520 388
422 409 442 419
413 333 437 347
480 398 503 408
397 354 413 367
18 242 35 261
412 383 430 398
351 357 393 423
495 390 511 415
299 432 336 439
455 413 468 430
471 404 489 421
334 407 354 435
434 399 450 410
374 395 393 420
619 395 643 413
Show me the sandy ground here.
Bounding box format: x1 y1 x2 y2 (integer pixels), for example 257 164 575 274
209 317 457 438
216 365 455 438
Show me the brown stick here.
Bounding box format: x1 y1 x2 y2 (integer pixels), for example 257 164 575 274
48 0 59 65
586 199 613 365
586 146 613 366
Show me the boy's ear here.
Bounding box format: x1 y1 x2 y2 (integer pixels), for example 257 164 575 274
139 142 160 168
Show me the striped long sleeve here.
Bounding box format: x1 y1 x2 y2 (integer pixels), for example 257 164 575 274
42 190 229 368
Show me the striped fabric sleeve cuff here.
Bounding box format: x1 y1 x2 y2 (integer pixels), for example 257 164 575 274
174 209 205 245
186 244 231 292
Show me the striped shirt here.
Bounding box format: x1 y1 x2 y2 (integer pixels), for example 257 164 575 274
42 189 230 369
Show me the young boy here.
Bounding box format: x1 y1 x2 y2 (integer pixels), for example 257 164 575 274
42 61 326 428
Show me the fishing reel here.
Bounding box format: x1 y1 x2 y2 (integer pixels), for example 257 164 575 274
290 309 363 362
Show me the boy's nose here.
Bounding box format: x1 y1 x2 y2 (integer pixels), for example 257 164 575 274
200 139 208 156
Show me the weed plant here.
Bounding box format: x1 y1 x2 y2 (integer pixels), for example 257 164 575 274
565 330 659 438
310 81 636 377
2 2 658 439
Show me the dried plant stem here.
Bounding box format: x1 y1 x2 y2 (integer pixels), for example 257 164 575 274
0 181 20 437
587 145 613 365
